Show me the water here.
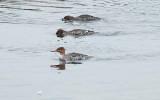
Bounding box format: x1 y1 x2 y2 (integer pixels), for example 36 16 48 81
0 0 160 100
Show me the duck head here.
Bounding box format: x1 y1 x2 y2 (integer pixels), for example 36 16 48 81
56 29 65 37
62 15 74 21
51 47 65 55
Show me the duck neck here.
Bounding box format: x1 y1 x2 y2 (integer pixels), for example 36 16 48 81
60 51 65 56
63 31 68 36
59 53 66 61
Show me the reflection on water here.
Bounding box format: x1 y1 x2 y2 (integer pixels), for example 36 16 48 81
51 63 65 70
50 61 82 70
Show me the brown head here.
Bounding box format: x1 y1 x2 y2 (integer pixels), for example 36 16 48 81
56 29 65 37
62 15 74 21
51 47 65 55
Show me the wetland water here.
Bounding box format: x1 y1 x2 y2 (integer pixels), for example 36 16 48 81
0 0 160 100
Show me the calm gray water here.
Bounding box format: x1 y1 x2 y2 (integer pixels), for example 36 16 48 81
0 0 160 100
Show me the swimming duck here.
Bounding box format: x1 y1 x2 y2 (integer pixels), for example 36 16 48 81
51 47 92 61
62 14 100 22
56 29 94 37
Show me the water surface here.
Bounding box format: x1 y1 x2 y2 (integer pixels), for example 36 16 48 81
0 0 160 100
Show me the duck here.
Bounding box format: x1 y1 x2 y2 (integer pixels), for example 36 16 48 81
62 14 100 22
51 47 92 61
56 29 95 37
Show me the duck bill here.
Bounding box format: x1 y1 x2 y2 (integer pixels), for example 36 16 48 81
50 50 57 52
62 18 64 21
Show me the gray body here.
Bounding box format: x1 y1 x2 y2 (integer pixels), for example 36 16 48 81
59 53 92 61
64 29 94 37
74 15 101 21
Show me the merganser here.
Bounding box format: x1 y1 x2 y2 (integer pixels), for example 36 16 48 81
51 47 92 61
62 14 100 22
56 29 94 37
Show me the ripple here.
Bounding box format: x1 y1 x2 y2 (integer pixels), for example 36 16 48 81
73 3 87 6
0 6 41 11
95 52 160 62
7 48 23 52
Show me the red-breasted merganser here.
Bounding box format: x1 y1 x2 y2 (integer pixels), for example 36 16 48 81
51 47 92 61
56 29 94 37
62 14 100 22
